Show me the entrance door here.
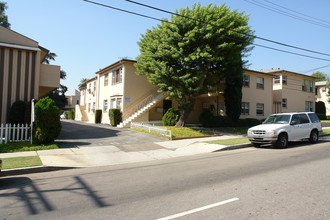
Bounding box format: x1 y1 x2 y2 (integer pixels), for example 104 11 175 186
163 100 172 115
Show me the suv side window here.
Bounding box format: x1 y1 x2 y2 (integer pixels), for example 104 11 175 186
299 114 310 124
308 113 320 123
291 114 301 125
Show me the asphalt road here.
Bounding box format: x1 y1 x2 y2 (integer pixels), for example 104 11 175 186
1 137 330 219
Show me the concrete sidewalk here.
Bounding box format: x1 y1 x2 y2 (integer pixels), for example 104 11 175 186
0 133 249 176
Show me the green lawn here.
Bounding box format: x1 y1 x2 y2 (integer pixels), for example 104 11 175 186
0 141 59 153
323 128 330 134
208 137 250 146
2 156 42 170
133 126 217 139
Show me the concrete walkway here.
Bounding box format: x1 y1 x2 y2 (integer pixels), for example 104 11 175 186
0 134 248 168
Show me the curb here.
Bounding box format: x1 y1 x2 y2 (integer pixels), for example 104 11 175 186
1 166 76 177
216 143 253 152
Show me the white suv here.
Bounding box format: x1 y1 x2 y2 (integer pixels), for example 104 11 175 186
248 112 322 148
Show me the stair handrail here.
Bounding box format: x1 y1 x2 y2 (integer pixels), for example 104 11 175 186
123 89 167 121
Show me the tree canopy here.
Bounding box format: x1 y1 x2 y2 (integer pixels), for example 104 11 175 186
312 71 328 82
136 3 254 126
0 1 10 28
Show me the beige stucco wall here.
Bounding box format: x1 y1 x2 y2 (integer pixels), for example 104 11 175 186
316 85 330 116
241 70 274 119
275 72 315 113
123 62 158 119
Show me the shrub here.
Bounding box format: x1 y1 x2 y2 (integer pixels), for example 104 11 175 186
198 109 215 127
317 113 326 120
34 97 61 144
8 100 26 124
70 109 75 120
162 108 180 126
64 111 70 119
95 109 102 124
109 108 122 126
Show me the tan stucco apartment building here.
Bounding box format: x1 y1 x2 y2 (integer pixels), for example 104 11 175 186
78 59 311 126
261 68 316 114
0 26 60 124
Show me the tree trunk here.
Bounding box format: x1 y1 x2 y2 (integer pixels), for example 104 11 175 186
176 96 196 127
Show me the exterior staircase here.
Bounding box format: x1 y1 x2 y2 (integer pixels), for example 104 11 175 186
118 92 168 128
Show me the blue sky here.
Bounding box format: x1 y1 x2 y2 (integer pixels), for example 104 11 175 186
6 0 330 95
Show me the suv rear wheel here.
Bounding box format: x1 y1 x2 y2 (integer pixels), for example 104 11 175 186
309 130 318 143
275 133 288 149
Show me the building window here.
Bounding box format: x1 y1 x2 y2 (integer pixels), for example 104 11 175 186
88 103 91 113
112 68 122 85
274 75 280 84
305 101 313 112
110 98 116 109
92 102 95 112
282 99 287 108
256 77 264 89
309 81 313 93
116 98 122 109
302 79 313 93
282 75 287 85
241 102 249 115
256 103 264 115
104 73 109 86
103 100 108 112
110 97 122 109
243 75 250 87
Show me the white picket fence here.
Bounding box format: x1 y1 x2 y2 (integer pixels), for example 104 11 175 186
131 122 172 139
0 123 30 144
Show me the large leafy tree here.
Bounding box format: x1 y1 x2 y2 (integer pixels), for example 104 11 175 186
312 71 328 82
136 3 254 126
0 1 10 28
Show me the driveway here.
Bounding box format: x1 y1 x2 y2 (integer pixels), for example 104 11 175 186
56 120 166 151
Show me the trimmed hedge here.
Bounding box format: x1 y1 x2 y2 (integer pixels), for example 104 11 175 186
95 109 102 124
34 97 61 144
162 108 180 126
109 108 122 126
8 100 26 124
199 110 261 127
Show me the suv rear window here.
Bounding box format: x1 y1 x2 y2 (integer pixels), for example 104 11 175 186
308 113 320 123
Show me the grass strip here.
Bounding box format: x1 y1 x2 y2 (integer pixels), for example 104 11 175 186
208 137 250 146
0 141 59 153
132 126 216 138
322 129 330 134
2 156 42 170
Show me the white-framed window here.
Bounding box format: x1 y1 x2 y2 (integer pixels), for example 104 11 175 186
256 103 264 115
112 68 122 85
274 75 280 84
282 99 287 108
92 102 95 112
305 101 313 112
88 103 91 113
104 73 109 86
256 77 264 89
103 99 108 112
241 102 249 115
110 98 116 109
116 98 122 109
93 81 96 91
243 75 250 87
282 75 287 85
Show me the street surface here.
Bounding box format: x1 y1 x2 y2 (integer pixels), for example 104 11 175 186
1 137 330 219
